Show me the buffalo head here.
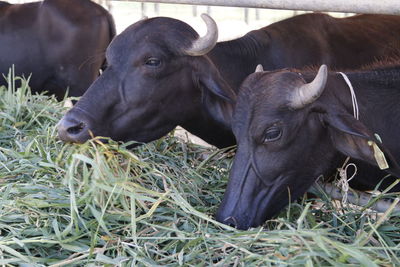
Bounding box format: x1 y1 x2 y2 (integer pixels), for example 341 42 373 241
216 65 399 229
57 14 235 144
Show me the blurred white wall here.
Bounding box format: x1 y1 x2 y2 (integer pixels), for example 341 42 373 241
110 2 309 40
6 0 353 40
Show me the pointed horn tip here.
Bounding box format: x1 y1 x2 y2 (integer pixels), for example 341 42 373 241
255 64 264 73
183 13 218 56
200 13 215 24
319 64 328 76
200 13 211 20
200 13 218 36
316 64 328 88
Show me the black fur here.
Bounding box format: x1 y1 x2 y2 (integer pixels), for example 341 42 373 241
0 0 116 99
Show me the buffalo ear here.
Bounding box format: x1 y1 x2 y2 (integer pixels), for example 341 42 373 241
322 112 398 170
194 58 236 129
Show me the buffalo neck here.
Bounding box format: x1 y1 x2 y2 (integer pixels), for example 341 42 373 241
180 108 236 148
306 66 400 135
207 32 270 94
348 67 400 156
319 67 400 189
345 67 400 132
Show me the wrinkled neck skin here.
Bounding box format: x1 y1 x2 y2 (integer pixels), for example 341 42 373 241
0 2 10 9
207 32 271 94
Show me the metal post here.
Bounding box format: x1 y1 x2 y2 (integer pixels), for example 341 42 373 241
154 3 160 15
244 8 249 24
192 5 198 16
121 0 400 15
141 2 147 17
255 9 260 20
106 0 112 12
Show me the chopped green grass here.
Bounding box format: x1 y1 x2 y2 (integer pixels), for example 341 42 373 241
0 71 400 266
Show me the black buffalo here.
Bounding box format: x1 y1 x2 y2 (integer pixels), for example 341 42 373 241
0 0 115 99
57 13 400 147
215 63 400 229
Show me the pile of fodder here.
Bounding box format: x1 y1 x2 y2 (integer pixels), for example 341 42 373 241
0 73 400 266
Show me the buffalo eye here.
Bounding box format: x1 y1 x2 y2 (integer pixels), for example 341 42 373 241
263 127 282 143
145 57 161 67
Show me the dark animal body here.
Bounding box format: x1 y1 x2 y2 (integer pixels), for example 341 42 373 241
57 13 400 147
216 63 400 229
0 0 116 99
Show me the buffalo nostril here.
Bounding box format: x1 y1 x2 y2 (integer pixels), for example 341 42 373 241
57 116 91 143
66 122 86 135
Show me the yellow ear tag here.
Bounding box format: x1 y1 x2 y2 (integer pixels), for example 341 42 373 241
368 141 389 170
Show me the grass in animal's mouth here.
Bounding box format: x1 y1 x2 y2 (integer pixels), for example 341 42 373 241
0 71 400 265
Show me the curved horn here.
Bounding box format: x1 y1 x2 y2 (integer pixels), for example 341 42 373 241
255 64 264 73
184 13 218 56
289 64 328 109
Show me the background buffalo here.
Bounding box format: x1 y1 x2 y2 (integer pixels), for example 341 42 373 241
0 0 115 99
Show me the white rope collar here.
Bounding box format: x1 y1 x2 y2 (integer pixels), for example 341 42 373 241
336 72 359 204
338 72 359 120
